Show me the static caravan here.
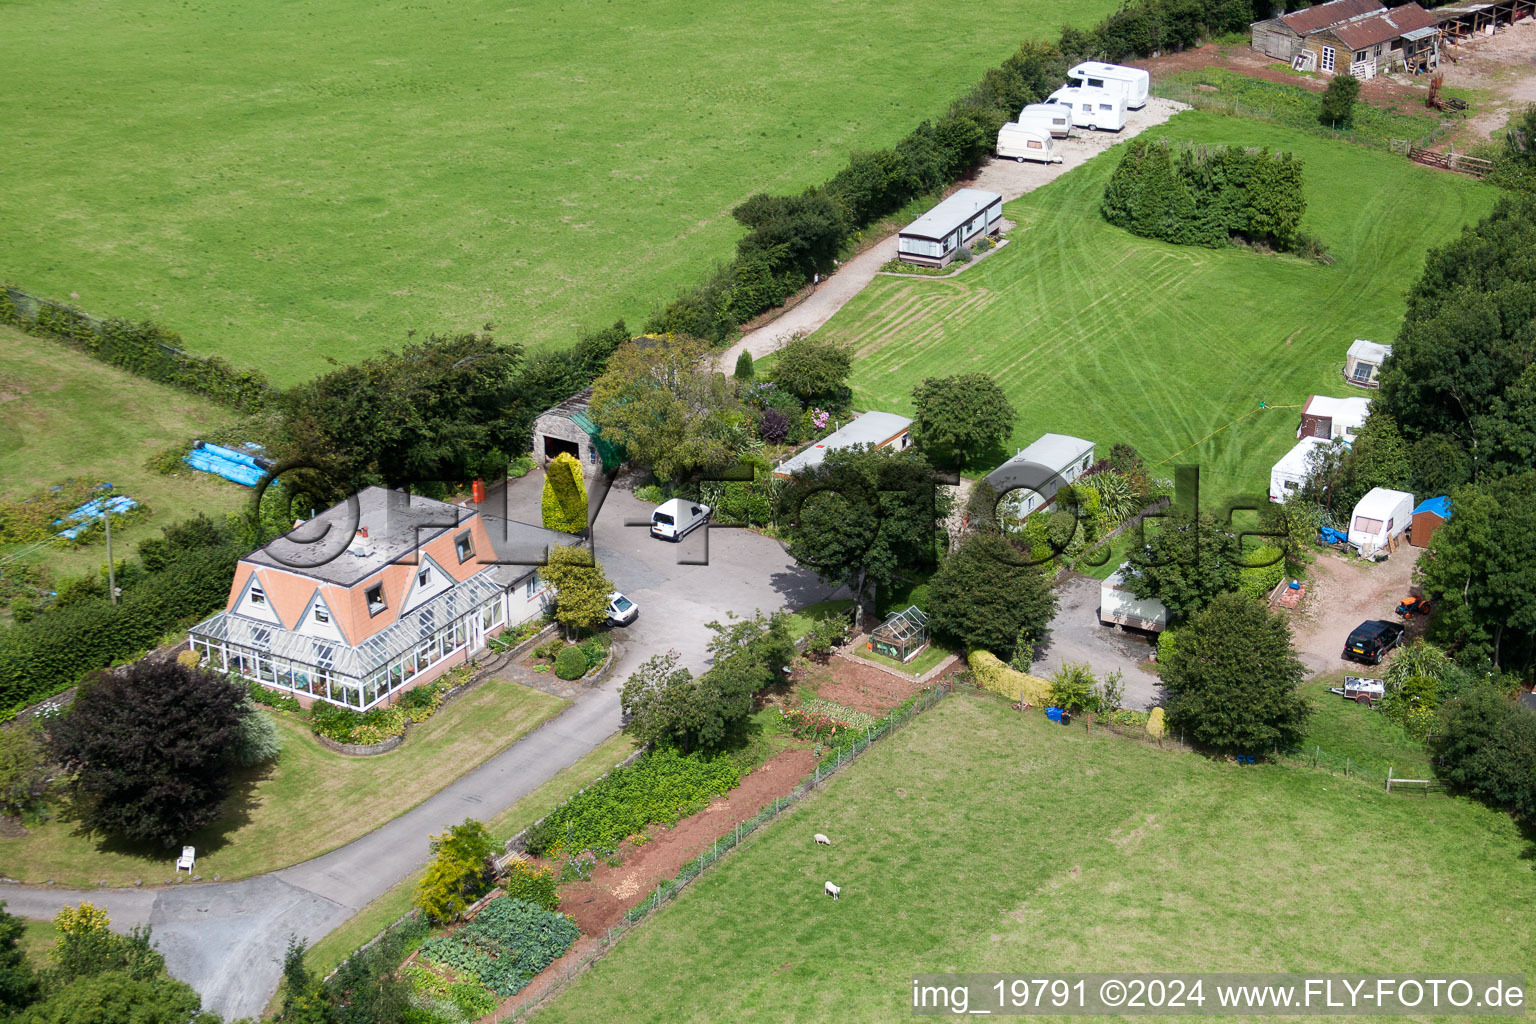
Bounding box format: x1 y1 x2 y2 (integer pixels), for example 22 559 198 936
1100 563 1169 633
1348 487 1414 557
1019 102 1073 138
1047 86 1127 131
996 122 1062 164
1298 395 1372 441
772 411 913 478
1344 339 1392 388
986 433 1096 520
1067 61 1150 109
1269 436 1329 503
897 188 1003 267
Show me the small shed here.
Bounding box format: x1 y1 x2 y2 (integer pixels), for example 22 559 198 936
986 433 1096 518
1345 339 1392 388
898 188 1003 268
1298 395 1372 441
772 411 913 478
1100 563 1168 633
1410 495 1451 548
531 388 622 476
1270 436 1330 502
1348 487 1414 557
869 605 929 663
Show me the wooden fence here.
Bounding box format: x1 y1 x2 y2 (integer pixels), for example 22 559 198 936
1394 141 1493 178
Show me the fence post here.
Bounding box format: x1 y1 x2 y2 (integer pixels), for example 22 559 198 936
1345 757 1351 778
1386 766 1392 793
1314 746 1319 770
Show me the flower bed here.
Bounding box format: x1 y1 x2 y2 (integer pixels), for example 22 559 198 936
416 897 578 998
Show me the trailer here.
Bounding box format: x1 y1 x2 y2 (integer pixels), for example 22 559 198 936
995 122 1063 164
1018 102 1073 138
1047 85 1127 131
1099 563 1168 633
1067 61 1150 109
1328 676 1385 706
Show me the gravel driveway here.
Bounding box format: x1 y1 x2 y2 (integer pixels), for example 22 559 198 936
1034 573 1163 710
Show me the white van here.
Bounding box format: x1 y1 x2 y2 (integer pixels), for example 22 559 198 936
1048 86 1126 132
1018 102 1072 138
650 498 711 541
996 122 1062 164
1067 61 1150 109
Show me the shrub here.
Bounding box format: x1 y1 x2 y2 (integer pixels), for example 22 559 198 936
553 646 589 680
399 677 451 722
1156 627 1179 665
414 819 497 924
540 452 589 535
1319 72 1361 128
578 634 610 671
968 650 1051 704
1048 662 1097 713
232 704 282 768
759 408 790 445
633 484 668 505
500 858 560 912
733 350 754 380
0 726 46 818
310 703 408 746
1146 706 1167 739
247 680 302 713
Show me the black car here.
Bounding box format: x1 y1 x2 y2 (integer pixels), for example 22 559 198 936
1343 620 1405 664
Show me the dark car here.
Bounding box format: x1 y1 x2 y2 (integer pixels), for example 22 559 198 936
1343 620 1405 664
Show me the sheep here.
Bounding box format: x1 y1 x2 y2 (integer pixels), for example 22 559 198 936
813 833 831 846
824 881 841 900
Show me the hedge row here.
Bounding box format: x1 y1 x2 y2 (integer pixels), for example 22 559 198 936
0 285 273 411
643 0 1258 345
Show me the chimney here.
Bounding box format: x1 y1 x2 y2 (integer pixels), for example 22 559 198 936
357 526 369 539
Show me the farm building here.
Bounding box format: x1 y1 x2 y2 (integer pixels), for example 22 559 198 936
1100 563 1169 633
1344 339 1393 388
1348 486 1414 557
1410 495 1451 548
1250 0 1440 76
1298 395 1372 441
531 388 623 476
1269 436 1330 502
772 411 913 478
986 433 1096 518
897 188 1002 267
1433 0 1535 42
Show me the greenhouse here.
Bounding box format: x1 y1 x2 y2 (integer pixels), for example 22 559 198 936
869 605 929 663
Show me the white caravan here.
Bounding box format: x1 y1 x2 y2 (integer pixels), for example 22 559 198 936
1348 487 1414 557
995 122 1062 164
1067 61 1150 109
1047 86 1127 132
1018 102 1072 138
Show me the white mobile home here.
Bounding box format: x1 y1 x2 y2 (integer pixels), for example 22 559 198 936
1018 102 1073 138
985 433 1096 519
1348 487 1414 557
1067 61 1150 109
897 188 1003 267
1047 86 1127 131
772 411 913 478
1100 563 1169 633
1298 395 1372 441
1269 436 1329 502
1345 339 1392 388
996 122 1062 164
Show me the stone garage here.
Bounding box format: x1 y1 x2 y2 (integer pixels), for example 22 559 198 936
531 388 619 475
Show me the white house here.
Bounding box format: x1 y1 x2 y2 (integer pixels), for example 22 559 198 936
1269 436 1330 503
1348 487 1414 557
772 411 913 478
1345 339 1392 388
1298 395 1372 441
986 433 1096 519
1100 563 1168 633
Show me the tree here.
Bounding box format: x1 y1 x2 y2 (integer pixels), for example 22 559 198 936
0 725 46 819
777 446 949 631
588 335 741 481
48 661 249 847
278 938 332 1024
1430 685 1536 823
1319 72 1361 128
732 191 846 278
926 533 1056 659
15 971 220 1024
48 904 163 986
768 334 853 408
1122 509 1241 623
733 350 754 380
540 452 589 534
414 819 495 924
908 374 1018 469
542 546 614 639
1161 592 1311 753
0 903 38 1016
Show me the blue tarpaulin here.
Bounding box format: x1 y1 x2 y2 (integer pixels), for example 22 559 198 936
183 441 270 487
1413 496 1452 520
53 493 139 540
1320 526 1348 545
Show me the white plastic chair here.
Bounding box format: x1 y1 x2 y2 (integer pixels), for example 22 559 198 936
176 846 195 874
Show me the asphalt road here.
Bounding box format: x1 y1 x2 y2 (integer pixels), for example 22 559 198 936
0 472 831 1019
1035 573 1163 710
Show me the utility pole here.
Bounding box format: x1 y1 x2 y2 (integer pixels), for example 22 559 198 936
103 489 117 605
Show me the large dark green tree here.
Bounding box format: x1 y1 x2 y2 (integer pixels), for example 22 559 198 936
908 374 1018 470
1430 685 1536 822
777 446 949 631
0 903 38 1016
768 335 853 409
1161 592 1311 754
926 533 1056 659
15 972 220 1024
48 661 250 847
1318 72 1360 128
1122 508 1241 623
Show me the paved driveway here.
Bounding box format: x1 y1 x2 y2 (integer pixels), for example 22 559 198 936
0 473 831 1020
1034 573 1163 710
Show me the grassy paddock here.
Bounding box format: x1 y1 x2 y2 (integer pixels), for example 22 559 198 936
0 680 566 886
0 0 1119 384
821 111 1496 503
532 692 1531 1022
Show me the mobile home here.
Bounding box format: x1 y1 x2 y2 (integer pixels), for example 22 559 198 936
1348 487 1414 557
995 122 1062 164
897 188 1003 267
1269 436 1329 503
985 433 1096 519
1100 563 1169 633
1067 61 1150 108
1018 102 1073 138
1047 86 1127 131
772 411 914 478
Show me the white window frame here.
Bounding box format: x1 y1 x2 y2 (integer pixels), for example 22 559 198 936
1320 45 1336 72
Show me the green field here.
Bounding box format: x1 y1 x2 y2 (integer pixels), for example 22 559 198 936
820 111 1497 501
0 324 246 586
0 0 1121 386
534 692 1533 1022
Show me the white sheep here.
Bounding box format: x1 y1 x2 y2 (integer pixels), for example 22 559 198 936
824 881 841 900
813 833 831 846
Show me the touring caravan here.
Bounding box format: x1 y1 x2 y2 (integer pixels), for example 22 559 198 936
1047 86 1127 131
1348 487 1414 558
1100 563 1168 633
1067 61 1150 109
996 122 1062 164
1018 102 1072 138
1269 436 1329 503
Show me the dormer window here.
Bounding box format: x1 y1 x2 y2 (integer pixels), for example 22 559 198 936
418 568 431 588
366 583 386 616
313 606 330 625
454 530 475 564
249 584 266 606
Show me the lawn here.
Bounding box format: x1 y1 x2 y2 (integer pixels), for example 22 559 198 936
852 642 952 677
1299 676 1433 780
0 324 246 588
0 0 1121 385
532 692 1533 1022
820 111 1498 503
0 680 566 886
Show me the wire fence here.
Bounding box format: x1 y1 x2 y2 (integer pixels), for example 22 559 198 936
1148 81 1443 152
